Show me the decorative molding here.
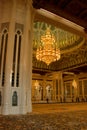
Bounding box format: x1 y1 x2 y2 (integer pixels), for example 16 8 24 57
15 23 24 33
0 22 9 32
33 41 87 72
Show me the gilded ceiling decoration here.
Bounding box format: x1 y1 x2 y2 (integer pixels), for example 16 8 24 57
32 0 87 75
32 0 87 29
32 21 86 74
33 22 84 53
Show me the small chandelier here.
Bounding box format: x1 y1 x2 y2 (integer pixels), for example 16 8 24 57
36 27 60 65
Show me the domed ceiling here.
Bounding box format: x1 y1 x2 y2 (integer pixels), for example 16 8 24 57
32 21 86 75
33 22 84 53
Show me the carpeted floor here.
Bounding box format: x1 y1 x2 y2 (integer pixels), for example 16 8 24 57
0 110 87 130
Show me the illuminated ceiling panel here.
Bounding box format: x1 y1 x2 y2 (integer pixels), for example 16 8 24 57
33 22 85 53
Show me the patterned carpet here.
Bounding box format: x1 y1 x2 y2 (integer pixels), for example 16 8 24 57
0 110 87 130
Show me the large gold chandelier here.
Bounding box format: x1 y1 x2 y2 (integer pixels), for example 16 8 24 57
36 27 60 65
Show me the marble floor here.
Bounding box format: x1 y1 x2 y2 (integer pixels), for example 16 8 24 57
0 103 87 130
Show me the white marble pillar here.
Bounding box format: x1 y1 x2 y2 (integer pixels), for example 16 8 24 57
82 81 84 99
43 79 46 101
52 72 64 102
58 72 64 102
20 1 34 114
53 79 56 101
2 0 16 115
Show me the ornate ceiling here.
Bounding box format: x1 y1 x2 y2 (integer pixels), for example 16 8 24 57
32 0 87 30
33 22 84 53
32 0 87 75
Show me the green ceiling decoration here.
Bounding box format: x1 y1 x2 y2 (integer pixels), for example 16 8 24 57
32 21 86 72
33 21 85 53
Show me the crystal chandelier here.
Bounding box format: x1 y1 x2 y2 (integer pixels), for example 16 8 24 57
36 27 60 65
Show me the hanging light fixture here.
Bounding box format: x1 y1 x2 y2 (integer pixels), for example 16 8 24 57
36 27 60 65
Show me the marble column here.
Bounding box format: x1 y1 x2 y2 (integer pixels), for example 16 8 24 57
58 72 64 102
53 79 56 101
20 1 34 114
52 72 64 102
43 79 46 101
2 0 16 115
82 81 84 99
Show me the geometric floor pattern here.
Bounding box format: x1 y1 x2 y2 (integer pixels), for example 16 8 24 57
0 103 87 130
